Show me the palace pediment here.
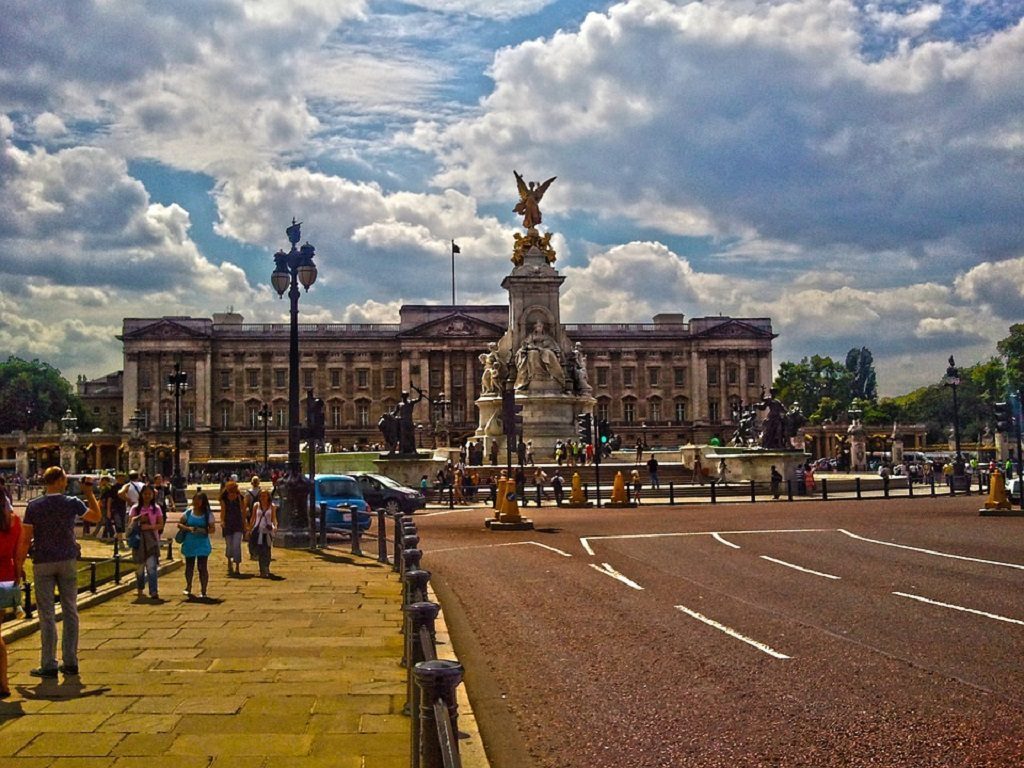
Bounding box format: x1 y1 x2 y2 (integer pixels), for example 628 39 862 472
691 319 776 340
397 312 506 340
120 318 213 341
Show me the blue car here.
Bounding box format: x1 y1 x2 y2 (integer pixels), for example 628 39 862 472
313 474 373 532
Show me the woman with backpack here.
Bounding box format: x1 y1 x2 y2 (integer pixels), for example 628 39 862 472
126 485 164 600
178 491 215 599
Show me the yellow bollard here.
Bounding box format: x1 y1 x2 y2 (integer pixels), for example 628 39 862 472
570 472 586 505
610 471 628 504
495 477 507 515
983 469 1012 511
502 479 521 522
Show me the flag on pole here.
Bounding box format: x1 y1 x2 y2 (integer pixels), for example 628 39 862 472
451 240 460 254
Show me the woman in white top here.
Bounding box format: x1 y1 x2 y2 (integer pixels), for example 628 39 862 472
250 489 278 578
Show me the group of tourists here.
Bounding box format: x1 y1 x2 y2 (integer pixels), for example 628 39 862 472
0 466 283 694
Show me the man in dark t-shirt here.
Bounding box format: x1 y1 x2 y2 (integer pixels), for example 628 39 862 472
23 466 100 677
102 472 128 541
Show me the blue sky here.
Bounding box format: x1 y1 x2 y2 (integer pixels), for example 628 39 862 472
1 0 1022 395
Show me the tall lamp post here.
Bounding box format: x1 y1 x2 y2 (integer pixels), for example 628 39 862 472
271 219 318 533
166 359 189 502
944 355 966 486
258 403 272 477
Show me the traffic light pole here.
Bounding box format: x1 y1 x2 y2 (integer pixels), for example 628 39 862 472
593 428 602 509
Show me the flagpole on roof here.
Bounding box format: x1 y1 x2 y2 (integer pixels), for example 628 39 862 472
451 239 460 305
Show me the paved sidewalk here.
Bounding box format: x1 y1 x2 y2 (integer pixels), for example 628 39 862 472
0 543 485 767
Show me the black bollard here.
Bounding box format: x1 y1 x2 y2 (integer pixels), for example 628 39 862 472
821 478 828 501
413 659 465 768
90 562 97 593
883 475 890 499
403 548 423 576
392 512 405 572
114 552 122 584
376 508 389 564
749 479 756 503
855 477 862 500
710 480 717 505
22 581 33 619
669 482 675 505
786 479 793 502
401 569 432 663
350 505 363 557
404 601 442 768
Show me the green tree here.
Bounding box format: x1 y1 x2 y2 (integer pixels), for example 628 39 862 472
773 355 853 424
0 357 87 434
997 324 1024 391
845 347 877 402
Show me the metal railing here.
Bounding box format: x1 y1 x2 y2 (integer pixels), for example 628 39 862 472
392 513 465 768
19 537 178 620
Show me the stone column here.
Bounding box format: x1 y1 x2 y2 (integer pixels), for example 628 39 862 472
739 358 748 404
15 449 29 479
195 350 211 428
123 354 139 428
689 350 702 422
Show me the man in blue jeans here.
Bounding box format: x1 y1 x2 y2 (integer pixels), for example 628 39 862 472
22 465 100 678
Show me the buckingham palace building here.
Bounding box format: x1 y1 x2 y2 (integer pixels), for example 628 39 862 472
103 305 775 470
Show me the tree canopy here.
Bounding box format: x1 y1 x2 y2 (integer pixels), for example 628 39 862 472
0 357 89 434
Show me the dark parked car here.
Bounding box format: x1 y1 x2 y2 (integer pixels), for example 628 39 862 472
349 472 426 515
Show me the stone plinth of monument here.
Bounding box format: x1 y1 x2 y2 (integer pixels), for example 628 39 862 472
704 446 810 483
373 454 445 489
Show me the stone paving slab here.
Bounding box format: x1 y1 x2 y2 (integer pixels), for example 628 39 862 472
1 544 490 767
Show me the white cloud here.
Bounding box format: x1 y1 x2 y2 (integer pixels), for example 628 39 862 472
431 0 1024 275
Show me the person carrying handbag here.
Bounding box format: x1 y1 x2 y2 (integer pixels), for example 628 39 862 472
127 485 164 600
250 489 278 578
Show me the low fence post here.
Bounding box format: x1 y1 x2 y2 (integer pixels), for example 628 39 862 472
377 508 389 564
786 480 793 502
414 659 465 768
401 534 420 577
392 512 405 572
749 480 756 503
166 537 173 561
448 485 455 510
350 505 363 557
710 480 717 504
90 563 98 594
883 476 890 499
405 601 441 768
855 477 862 500
907 477 914 498
821 478 828 501
668 482 675 505
930 474 936 496
401 569 432 666
22 581 33 619
114 553 122 584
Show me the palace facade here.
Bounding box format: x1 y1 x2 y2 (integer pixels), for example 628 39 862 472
108 305 776 469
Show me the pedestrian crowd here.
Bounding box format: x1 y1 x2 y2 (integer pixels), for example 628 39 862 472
0 466 285 691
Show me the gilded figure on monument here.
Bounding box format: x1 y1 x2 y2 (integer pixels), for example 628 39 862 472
513 171 556 230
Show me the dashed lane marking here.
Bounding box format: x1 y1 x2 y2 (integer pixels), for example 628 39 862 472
674 604 791 659
893 591 1024 627
760 555 841 580
427 540 573 557
580 528 829 556
838 529 1024 571
712 532 741 549
589 563 645 590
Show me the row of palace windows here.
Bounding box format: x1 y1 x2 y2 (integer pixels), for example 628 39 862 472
593 366 758 389
142 395 748 431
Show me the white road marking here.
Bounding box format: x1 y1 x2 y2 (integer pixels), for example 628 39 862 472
892 591 1024 627
674 604 791 659
580 528 828 556
838 529 1024 571
760 555 841 580
712 533 741 549
428 541 572 557
589 563 645 590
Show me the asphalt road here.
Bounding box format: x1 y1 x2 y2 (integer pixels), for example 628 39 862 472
417 496 1024 767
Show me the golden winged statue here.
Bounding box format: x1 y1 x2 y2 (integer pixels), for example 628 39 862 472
513 171 556 230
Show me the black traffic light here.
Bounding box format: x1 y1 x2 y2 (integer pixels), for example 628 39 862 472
994 401 1014 433
576 413 592 443
598 419 612 445
502 390 524 438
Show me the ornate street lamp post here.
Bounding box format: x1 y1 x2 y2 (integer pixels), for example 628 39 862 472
271 219 318 534
258 402 272 476
166 359 189 502
944 355 966 486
